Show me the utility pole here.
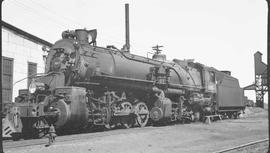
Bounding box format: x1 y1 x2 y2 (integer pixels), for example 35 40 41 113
266 0 270 106
266 0 270 145
1 0 4 152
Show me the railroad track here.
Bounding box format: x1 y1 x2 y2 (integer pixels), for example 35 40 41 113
4 127 268 152
3 121 185 150
3 126 153 150
214 138 269 153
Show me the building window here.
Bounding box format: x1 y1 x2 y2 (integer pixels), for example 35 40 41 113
2 56 14 103
28 62 37 87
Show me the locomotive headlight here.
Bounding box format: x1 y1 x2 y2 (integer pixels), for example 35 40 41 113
29 81 45 93
29 81 37 94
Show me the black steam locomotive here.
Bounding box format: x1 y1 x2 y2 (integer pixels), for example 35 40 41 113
6 28 244 139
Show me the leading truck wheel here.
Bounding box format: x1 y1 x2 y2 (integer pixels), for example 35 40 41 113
120 102 133 129
121 115 134 129
134 102 149 127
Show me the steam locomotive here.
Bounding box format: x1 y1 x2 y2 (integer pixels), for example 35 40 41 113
5 28 244 139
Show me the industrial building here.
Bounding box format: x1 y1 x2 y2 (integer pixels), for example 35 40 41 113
1 21 52 104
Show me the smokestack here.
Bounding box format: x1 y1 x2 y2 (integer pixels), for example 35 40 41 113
125 3 130 52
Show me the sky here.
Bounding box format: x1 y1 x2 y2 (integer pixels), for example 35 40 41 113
2 0 268 102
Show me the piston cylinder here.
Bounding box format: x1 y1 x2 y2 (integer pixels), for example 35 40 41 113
52 87 88 130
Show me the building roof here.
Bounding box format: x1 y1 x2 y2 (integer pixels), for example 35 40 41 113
243 83 256 90
1 21 52 47
255 51 262 55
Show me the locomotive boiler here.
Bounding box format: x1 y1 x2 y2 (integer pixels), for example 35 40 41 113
5 4 245 139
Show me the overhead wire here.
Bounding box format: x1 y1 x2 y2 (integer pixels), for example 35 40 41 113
27 0 85 28
8 0 151 51
10 0 67 29
22 0 124 45
8 3 65 31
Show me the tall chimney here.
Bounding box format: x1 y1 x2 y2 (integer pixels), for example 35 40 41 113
125 3 130 52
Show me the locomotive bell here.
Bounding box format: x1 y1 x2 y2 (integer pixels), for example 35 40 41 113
151 45 166 61
152 54 166 61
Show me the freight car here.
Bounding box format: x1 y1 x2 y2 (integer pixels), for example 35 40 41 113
3 28 245 139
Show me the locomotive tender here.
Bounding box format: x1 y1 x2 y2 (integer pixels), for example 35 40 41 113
8 28 244 138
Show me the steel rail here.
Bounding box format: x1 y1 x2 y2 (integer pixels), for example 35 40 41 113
213 138 269 153
3 127 147 150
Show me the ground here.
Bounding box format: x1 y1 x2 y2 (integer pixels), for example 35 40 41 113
4 107 268 153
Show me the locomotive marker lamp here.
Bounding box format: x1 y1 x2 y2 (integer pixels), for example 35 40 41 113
42 46 50 64
42 45 50 53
